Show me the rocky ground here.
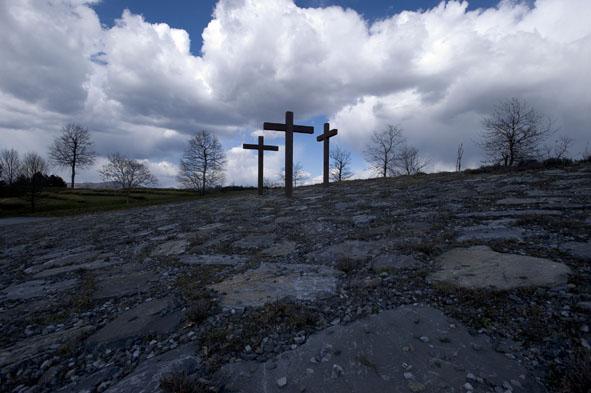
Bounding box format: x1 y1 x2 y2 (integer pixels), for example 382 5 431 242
1 164 590 393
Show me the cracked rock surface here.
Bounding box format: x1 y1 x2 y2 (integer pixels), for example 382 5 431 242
1 164 590 393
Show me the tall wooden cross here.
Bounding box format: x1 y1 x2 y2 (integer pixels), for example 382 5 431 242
243 136 279 195
264 111 314 197
316 123 338 186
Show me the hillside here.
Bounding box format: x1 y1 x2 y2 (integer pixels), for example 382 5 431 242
1 164 590 393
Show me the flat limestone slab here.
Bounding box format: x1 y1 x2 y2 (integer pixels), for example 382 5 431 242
219 305 540 393
0 278 78 301
179 254 248 266
87 297 181 344
150 239 188 256
0 326 94 368
209 263 341 309
429 246 570 290
32 259 121 279
562 241 591 261
105 344 200 393
94 271 158 299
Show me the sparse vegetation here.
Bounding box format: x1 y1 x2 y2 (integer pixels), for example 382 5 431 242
160 372 212 393
549 349 591 393
0 187 247 217
202 301 319 369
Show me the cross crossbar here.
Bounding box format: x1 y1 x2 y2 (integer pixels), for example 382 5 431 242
243 143 279 151
263 111 314 197
263 123 314 134
316 129 338 142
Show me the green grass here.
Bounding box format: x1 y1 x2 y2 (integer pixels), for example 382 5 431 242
0 187 243 217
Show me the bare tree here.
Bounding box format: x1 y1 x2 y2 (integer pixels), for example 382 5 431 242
21 152 49 211
49 124 95 188
279 161 307 187
480 98 554 167
395 145 428 175
456 143 464 172
330 146 353 182
0 149 21 185
543 136 573 160
178 130 226 194
100 153 157 203
364 125 404 177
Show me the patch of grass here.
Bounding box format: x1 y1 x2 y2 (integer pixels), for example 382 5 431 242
69 270 96 312
202 300 319 370
335 257 357 274
356 354 379 374
176 268 221 324
0 187 251 218
549 349 591 393
160 372 212 393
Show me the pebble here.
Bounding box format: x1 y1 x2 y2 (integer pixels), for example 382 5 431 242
464 382 474 391
276 376 287 388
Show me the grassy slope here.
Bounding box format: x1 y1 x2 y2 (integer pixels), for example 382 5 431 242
0 187 235 218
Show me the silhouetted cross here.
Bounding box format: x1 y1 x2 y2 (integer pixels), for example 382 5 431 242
316 123 338 186
243 136 279 195
264 111 314 197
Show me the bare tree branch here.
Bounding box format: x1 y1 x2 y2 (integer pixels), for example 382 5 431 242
330 146 353 182
0 148 21 185
20 152 49 211
100 153 157 203
364 125 404 177
279 161 307 187
479 98 554 166
456 143 464 172
394 145 428 175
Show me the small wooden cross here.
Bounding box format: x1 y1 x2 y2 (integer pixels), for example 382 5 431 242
264 111 314 197
316 123 338 186
243 136 279 195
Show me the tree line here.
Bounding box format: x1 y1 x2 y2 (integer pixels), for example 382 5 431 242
2 96 586 210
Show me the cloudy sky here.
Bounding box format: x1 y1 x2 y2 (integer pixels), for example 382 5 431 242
1 0 589 187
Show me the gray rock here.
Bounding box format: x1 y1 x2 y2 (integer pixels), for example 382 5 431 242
218 305 540 392
0 278 78 300
32 259 121 279
0 326 94 368
562 241 591 261
150 239 187 256
371 254 421 271
457 220 524 242
87 297 181 344
262 241 297 257
306 240 384 263
105 345 200 393
179 254 248 266
429 246 571 290
209 263 340 309
94 271 158 299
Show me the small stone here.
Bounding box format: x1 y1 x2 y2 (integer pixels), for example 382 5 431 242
419 336 429 343
464 382 474 391
276 376 287 388
331 364 344 378
466 373 476 381
404 372 414 379
245 345 252 353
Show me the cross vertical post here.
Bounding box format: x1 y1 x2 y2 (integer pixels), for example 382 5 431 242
264 111 314 197
285 111 294 198
316 122 338 187
243 136 279 195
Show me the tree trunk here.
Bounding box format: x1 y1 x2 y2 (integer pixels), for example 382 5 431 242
71 162 76 189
